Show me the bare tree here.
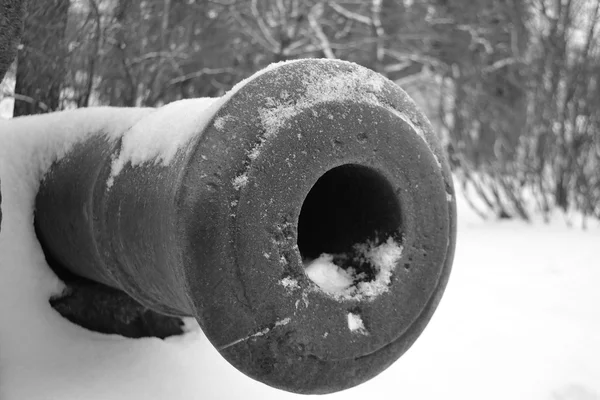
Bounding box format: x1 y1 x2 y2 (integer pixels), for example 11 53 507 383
13 0 70 116
0 0 27 82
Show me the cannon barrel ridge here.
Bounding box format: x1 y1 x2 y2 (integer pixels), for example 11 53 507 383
35 59 456 394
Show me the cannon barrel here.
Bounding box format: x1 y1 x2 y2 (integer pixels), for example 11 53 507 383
34 59 456 394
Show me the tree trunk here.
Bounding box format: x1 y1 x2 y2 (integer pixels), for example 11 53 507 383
0 0 27 82
13 0 69 116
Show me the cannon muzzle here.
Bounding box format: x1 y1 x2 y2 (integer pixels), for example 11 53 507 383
34 59 456 394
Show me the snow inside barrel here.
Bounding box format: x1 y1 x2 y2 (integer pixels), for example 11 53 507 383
34 59 457 394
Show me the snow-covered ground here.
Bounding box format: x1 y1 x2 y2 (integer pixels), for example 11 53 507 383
1 106 599 398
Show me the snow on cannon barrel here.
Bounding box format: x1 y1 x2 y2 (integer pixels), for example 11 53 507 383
34 59 456 394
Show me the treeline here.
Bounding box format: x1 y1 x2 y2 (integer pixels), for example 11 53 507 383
8 0 600 222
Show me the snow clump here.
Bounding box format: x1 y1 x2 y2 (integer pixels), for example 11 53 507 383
304 236 403 301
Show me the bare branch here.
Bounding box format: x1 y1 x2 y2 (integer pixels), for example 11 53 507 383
328 2 372 25
251 0 281 52
206 0 237 6
383 48 444 69
308 4 336 59
12 93 49 112
275 0 286 23
283 37 312 55
230 7 279 53
370 0 385 63
168 67 236 86
383 61 413 73
456 24 493 54
126 51 188 67
334 17 355 39
481 57 519 74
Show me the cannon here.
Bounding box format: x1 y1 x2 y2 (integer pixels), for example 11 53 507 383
26 59 455 394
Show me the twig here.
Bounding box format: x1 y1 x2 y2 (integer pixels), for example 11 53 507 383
308 4 335 59
168 67 235 86
230 8 279 54
250 0 281 52
12 93 49 112
328 2 372 25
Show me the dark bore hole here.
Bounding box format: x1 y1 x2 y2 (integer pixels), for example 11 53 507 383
297 164 402 280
